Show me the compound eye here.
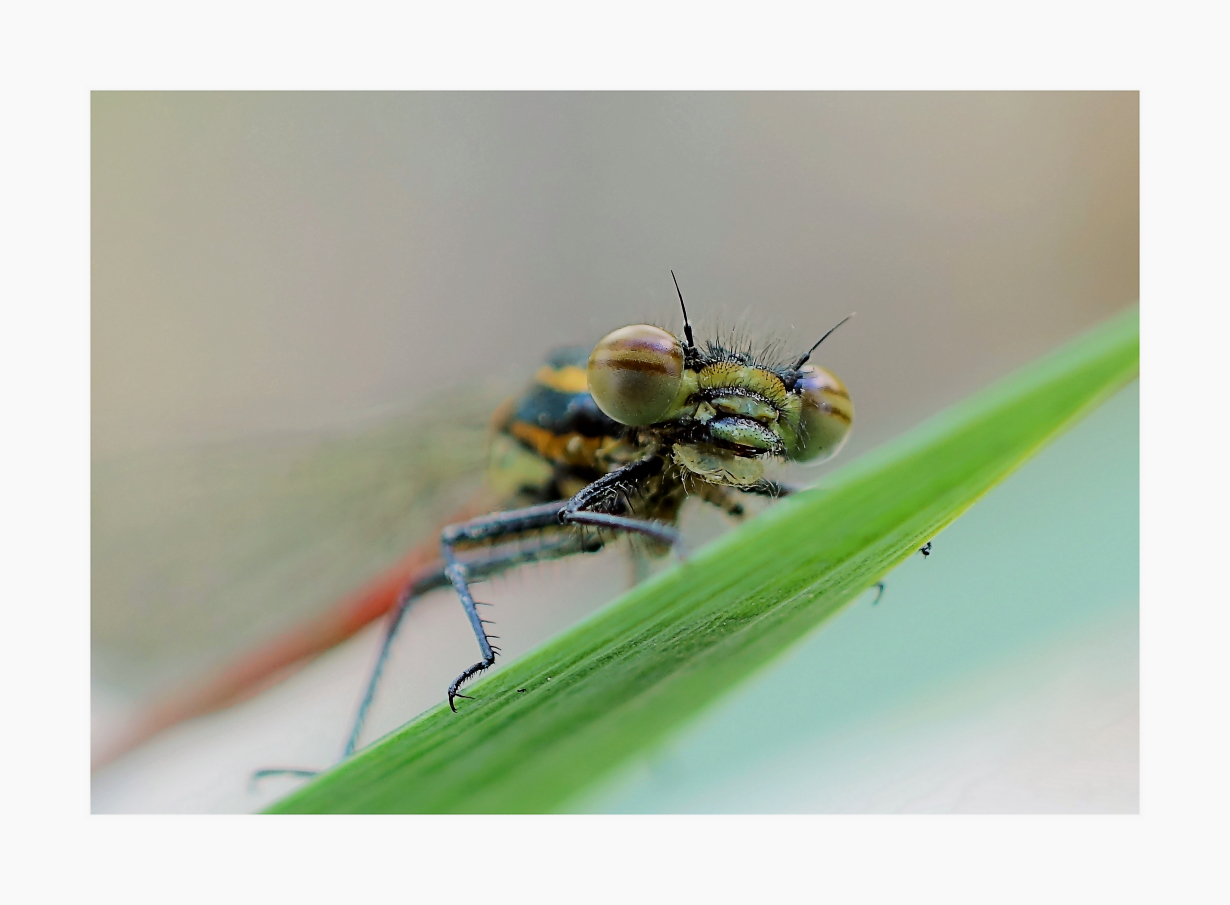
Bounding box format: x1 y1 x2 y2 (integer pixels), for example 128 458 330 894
587 325 685 426
786 365 853 463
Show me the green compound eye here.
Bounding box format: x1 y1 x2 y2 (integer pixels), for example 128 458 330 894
786 365 853 462
587 325 685 426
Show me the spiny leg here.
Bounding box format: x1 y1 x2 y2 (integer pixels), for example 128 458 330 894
251 529 600 786
560 455 682 550
446 459 683 710
441 502 580 712
560 509 679 547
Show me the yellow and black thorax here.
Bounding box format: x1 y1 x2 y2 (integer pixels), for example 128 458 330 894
487 348 633 503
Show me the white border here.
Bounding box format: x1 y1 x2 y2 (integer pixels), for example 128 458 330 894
6 0 1224 901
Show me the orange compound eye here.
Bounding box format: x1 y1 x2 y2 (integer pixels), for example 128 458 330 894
786 365 853 463
587 325 685 426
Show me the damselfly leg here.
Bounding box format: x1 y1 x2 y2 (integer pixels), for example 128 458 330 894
443 457 681 710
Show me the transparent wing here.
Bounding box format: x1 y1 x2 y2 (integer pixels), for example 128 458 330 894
92 386 507 765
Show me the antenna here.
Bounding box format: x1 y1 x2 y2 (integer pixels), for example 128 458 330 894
670 270 695 351
790 313 854 371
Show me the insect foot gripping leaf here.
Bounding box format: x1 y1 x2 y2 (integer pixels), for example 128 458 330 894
266 307 1138 815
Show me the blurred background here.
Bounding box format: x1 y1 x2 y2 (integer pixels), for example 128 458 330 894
92 92 1138 812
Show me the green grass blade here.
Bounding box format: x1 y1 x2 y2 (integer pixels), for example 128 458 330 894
266 306 1139 814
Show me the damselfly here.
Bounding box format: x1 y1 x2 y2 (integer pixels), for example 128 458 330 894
246 273 854 782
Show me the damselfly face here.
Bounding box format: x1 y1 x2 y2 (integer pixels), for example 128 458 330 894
587 322 853 487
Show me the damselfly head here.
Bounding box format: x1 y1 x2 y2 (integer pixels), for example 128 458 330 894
585 276 854 486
